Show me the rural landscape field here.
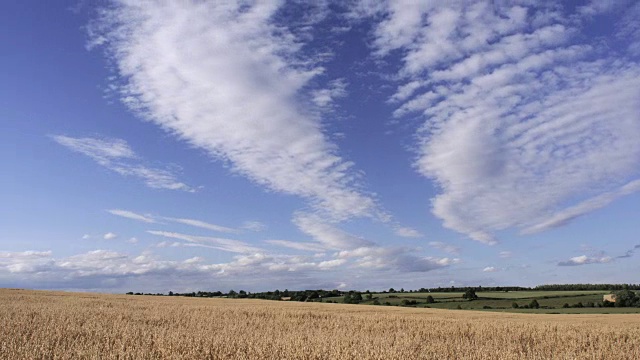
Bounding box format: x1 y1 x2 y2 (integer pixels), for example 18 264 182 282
2 289 640 359
4 1 640 359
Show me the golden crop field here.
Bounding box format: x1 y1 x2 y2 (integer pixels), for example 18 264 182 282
1 289 639 359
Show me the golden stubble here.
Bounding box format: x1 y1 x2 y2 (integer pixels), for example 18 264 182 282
1 289 639 359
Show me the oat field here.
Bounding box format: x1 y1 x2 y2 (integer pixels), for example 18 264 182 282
1 289 639 359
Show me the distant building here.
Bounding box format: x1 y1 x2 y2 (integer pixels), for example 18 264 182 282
603 294 616 303
280 297 292 301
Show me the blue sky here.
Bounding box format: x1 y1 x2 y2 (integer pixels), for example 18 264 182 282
1 0 639 293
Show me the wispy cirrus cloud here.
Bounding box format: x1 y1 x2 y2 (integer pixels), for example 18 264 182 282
146 230 262 254
615 244 640 259
365 1 640 243
523 179 640 234
265 240 327 253
429 241 460 255
293 212 375 250
107 209 241 234
107 209 156 223
89 1 379 221
163 218 239 234
53 135 194 192
241 221 267 232
292 213 456 272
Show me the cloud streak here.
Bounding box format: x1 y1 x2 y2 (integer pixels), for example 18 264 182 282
53 135 193 192
164 218 239 234
107 209 241 234
147 230 262 254
107 209 156 223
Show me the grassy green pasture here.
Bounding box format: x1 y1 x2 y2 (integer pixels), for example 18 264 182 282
325 290 640 314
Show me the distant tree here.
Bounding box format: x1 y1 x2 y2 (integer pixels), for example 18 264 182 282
389 288 396 293
426 295 435 304
462 289 478 300
563 303 570 308
168 291 173 296
343 294 352 304
126 292 133 295
614 290 639 307
365 293 373 300
512 302 519 309
352 292 363 304
529 299 540 309
372 299 380 305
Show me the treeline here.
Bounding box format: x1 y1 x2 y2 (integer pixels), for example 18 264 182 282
126 284 640 300
534 284 640 291
413 286 530 293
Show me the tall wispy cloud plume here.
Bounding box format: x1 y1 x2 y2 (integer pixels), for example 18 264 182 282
89 1 378 221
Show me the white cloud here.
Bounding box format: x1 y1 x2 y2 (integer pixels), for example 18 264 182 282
428 241 460 255
482 266 498 272
107 209 156 223
103 232 118 240
89 1 379 221
165 218 239 234
0 250 54 274
265 240 326 253
523 179 640 234
53 135 193 192
146 230 263 254
128 237 138 244
557 255 612 266
394 226 422 238
499 251 512 259
0 246 453 291
107 208 249 234
317 258 347 269
337 246 457 273
617 2 640 56
293 212 374 250
242 221 267 232
81 234 91 240
368 2 640 243
52 135 136 162
311 78 348 108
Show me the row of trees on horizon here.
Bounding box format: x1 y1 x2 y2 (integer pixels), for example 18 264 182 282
126 283 640 299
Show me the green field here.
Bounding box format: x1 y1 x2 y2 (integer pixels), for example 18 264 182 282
323 290 640 314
